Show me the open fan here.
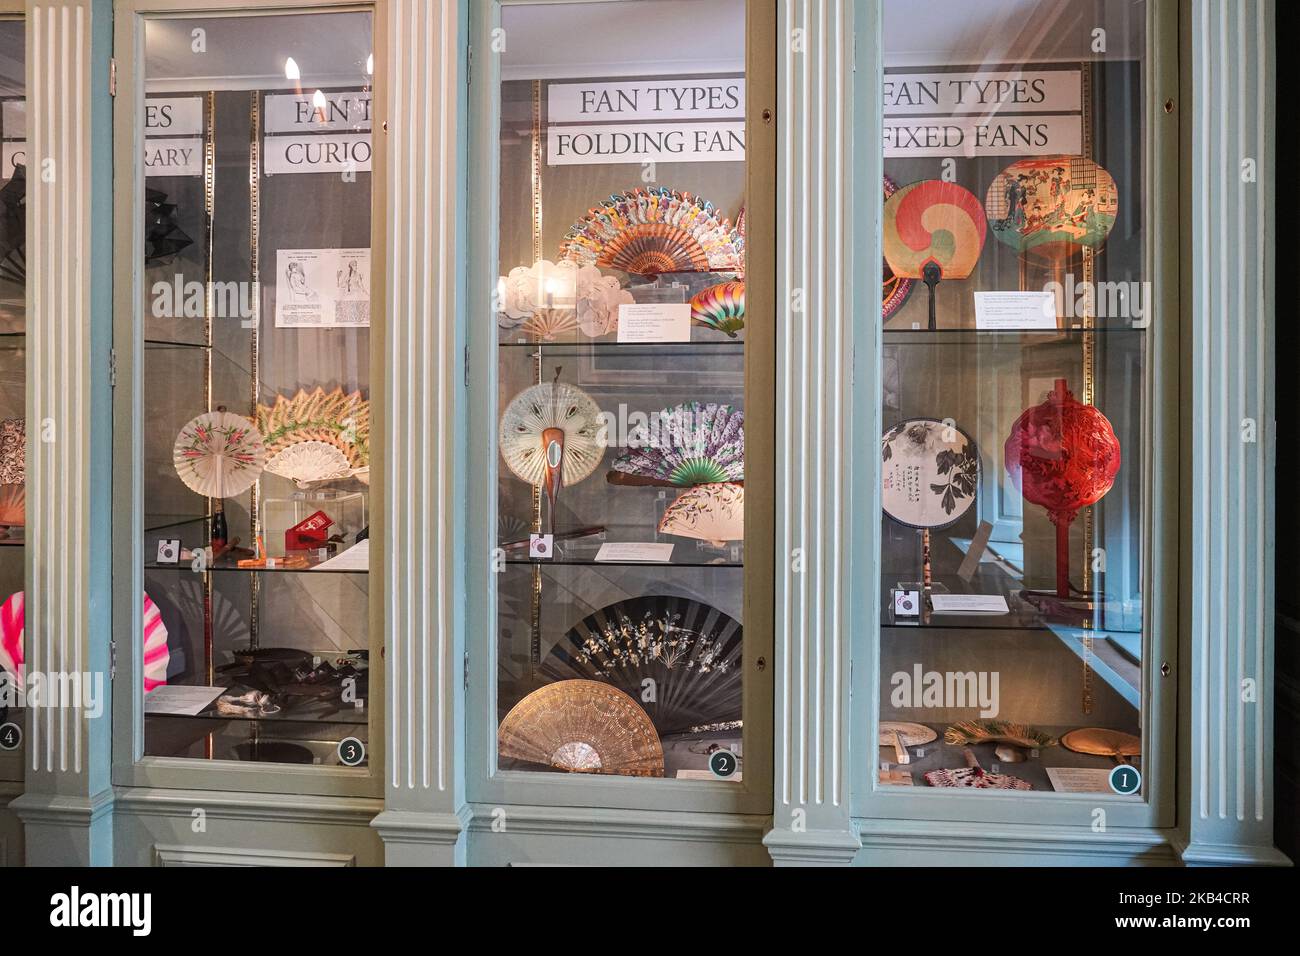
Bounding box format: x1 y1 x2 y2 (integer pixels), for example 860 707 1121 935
924 749 1032 790
499 378 603 533
881 175 915 320
257 388 371 484
541 596 742 736
0 591 169 694
881 419 979 530
0 418 24 484
609 401 743 488
985 156 1118 262
659 482 744 544
1061 727 1141 763
559 188 743 278
944 719 1058 752
576 265 634 337
173 410 266 499
0 485 23 527
690 281 745 338
145 186 196 264
498 679 664 777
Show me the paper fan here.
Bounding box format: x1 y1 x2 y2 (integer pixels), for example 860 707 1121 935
522 308 580 341
0 418 24 484
497 259 578 329
256 387 370 474
659 482 744 544
879 720 937 764
264 440 352 486
1061 727 1140 761
881 419 980 530
610 401 743 488
541 596 742 736
944 719 1058 751
173 411 266 498
576 265 634 337
883 180 987 281
690 281 745 338
924 749 1032 790
881 175 915 319
0 484 23 526
498 679 664 777
0 591 169 694
559 188 743 277
985 156 1118 261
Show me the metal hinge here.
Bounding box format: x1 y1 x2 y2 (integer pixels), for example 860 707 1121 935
109 58 117 97
109 347 118 388
464 345 470 388
110 640 117 680
463 651 470 689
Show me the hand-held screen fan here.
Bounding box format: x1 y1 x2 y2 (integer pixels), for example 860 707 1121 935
985 156 1118 262
881 175 915 321
1004 379 1120 599
498 679 664 777
882 180 987 330
879 721 937 765
609 401 744 487
1061 727 1140 764
499 377 603 534
173 410 266 499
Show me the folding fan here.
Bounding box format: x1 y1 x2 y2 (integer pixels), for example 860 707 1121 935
881 175 915 320
609 401 743 488
264 440 352 487
985 156 1118 262
559 188 744 278
257 387 371 482
659 482 744 545
0 484 23 527
0 591 169 694
690 281 745 338
541 596 742 736
0 417 24 484
882 179 987 330
1004 379 1120 599
924 749 1032 790
173 410 266 499
499 379 603 533
145 186 196 264
498 679 664 777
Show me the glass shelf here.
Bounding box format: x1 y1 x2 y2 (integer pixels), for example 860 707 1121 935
145 560 368 575
145 338 213 350
498 339 745 354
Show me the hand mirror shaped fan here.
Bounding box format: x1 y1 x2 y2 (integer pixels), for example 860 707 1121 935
1061 727 1141 764
882 180 987 330
541 596 742 736
0 591 170 694
881 175 915 321
659 482 744 546
559 187 743 278
498 679 665 777
690 281 745 338
500 378 603 534
1004 379 1120 602
609 401 744 488
257 388 371 486
985 156 1118 264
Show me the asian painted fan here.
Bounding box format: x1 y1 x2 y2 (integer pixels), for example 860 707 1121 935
257 387 371 484
882 179 987 330
690 281 745 338
559 187 743 278
985 156 1118 262
881 419 980 530
0 417 24 484
498 679 664 777
541 596 742 736
881 175 915 320
173 410 266 498
0 591 169 694
659 482 744 544
609 401 743 488
499 378 603 533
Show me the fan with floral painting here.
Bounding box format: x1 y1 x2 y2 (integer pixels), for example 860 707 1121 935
608 401 743 488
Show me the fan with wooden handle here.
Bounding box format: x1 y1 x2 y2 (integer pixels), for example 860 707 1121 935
878 721 937 765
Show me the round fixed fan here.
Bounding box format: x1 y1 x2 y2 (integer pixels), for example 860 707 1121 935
542 596 742 736
0 417 24 484
985 156 1118 262
264 440 352 487
500 379 603 533
881 175 915 320
257 387 370 477
1061 727 1141 762
559 188 743 278
690 281 745 338
0 591 169 694
498 679 664 777
609 401 743 488
659 481 744 544
881 418 980 530
0 484 23 527
173 410 266 499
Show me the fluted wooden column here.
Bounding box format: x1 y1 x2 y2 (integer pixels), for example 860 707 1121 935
763 0 863 866
9 0 115 866
1180 0 1288 866
368 0 471 865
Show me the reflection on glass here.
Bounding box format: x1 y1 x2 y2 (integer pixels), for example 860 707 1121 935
877 0 1148 794
140 12 375 768
494 0 748 780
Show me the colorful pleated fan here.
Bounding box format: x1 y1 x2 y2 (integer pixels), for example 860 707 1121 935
609 401 743 488
690 281 745 337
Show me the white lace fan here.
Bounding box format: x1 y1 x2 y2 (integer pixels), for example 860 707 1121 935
264 440 353 487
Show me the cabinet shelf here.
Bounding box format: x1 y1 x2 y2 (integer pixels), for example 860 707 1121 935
145 338 213 351
497 339 745 356
145 560 368 575
506 556 742 569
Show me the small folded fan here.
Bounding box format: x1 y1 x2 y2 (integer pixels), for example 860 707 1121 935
659 482 744 544
944 719 1058 752
610 401 744 488
173 410 266 498
541 596 742 736
559 188 743 278
498 679 664 777
1061 727 1141 764
881 175 915 320
0 484 23 527
879 720 937 765
924 748 1032 790
257 387 371 485
690 281 745 338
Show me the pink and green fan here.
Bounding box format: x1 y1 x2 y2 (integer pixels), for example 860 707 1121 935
608 402 744 488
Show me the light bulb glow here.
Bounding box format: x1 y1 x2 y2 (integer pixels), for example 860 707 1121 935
284 57 301 80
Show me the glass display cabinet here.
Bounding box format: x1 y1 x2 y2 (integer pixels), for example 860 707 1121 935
0 12 23 786
468 0 774 812
866 0 1176 824
112 7 383 795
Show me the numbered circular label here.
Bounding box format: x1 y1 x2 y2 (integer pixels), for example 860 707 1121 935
0 722 21 751
337 736 366 767
708 748 739 779
1108 763 1141 795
